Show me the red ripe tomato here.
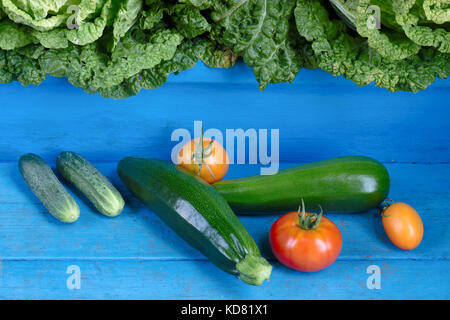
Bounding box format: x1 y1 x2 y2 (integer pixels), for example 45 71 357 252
269 202 342 272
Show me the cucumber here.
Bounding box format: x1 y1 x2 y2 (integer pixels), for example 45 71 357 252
117 157 272 286
56 152 124 217
18 153 80 223
213 156 390 214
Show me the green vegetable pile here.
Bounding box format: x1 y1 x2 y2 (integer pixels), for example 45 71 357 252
0 0 448 98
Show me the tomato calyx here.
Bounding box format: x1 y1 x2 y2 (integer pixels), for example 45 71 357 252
191 127 217 180
297 199 323 230
378 198 394 217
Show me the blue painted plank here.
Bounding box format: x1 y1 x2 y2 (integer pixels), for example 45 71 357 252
0 64 448 300
1 162 448 261
170 61 450 88
0 259 448 299
0 71 449 164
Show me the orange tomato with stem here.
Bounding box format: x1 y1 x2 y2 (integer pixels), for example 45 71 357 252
269 200 342 272
380 200 423 250
177 130 229 184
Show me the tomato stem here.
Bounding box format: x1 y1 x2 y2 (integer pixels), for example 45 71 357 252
297 199 323 230
191 126 215 176
378 198 394 217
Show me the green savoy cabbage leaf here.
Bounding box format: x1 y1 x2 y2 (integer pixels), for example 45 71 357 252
65 0 114 46
179 0 213 10
111 0 143 49
354 0 421 60
139 4 164 30
210 0 304 89
40 28 182 93
0 0 129 49
97 74 142 99
0 21 34 50
170 4 210 39
99 37 238 99
295 0 449 92
423 0 450 24
139 2 210 39
31 28 69 49
0 48 45 85
330 0 450 56
392 0 450 53
0 0 448 97
1 0 73 31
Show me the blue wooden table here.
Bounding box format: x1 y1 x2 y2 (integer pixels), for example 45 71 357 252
0 63 449 299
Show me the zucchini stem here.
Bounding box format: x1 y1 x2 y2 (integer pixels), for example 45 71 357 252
236 254 272 286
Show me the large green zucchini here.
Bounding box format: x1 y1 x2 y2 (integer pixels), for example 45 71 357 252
213 156 390 214
117 157 272 286
18 153 80 223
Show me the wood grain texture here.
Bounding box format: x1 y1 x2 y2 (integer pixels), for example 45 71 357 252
1 260 448 300
1 162 449 259
0 162 449 260
0 65 448 299
0 65 449 164
0 162 448 299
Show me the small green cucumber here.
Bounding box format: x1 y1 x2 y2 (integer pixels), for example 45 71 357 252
18 153 80 223
56 152 124 217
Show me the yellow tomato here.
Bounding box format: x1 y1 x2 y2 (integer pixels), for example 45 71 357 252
382 202 423 250
177 137 229 184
